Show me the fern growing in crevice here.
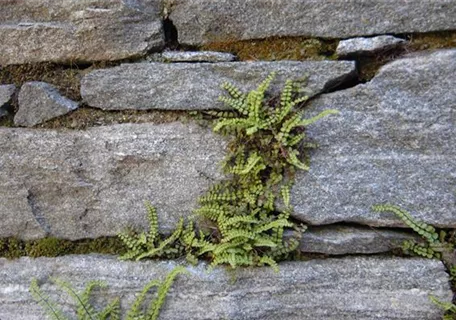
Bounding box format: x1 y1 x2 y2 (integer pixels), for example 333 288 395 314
30 266 187 320
118 202 184 261
119 73 337 271
371 204 451 260
193 72 336 270
373 204 456 319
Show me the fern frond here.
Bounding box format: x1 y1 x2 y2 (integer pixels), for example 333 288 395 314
135 218 184 260
125 280 161 320
52 278 98 320
299 109 339 127
30 279 68 320
148 267 189 320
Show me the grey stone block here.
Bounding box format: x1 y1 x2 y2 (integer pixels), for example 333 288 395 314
0 255 451 320
15 82 79 127
0 122 225 240
0 0 164 65
291 49 456 228
81 61 355 110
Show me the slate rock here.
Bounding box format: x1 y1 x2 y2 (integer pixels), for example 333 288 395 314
15 82 79 127
81 61 355 110
170 0 456 46
0 84 16 108
0 255 450 320
291 49 456 228
337 35 406 57
0 122 225 240
149 50 237 62
300 225 421 255
0 0 163 65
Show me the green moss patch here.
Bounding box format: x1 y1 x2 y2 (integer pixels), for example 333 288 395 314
0 237 126 259
201 37 338 61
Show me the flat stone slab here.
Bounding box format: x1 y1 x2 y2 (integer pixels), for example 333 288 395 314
337 35 406 57
0 0 163 65
300 225 421 255
81 61 355 110
170 0 456 46
150 50 237 62
0 122 225 240
292 49 456 228
15 82 79 127
0 255 450 320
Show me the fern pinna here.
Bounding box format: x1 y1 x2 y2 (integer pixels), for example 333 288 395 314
119 72 337 271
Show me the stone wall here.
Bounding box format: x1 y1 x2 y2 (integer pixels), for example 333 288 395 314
1 1 455 319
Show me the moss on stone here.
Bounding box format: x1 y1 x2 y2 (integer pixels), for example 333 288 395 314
37 107 192 130
200 37 338 61
407 31 456 51
0 237 126 259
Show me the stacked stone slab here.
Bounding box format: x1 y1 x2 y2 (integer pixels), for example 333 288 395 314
0 0 164 65
0 255 451 320
0 122 225 240
1 1 456 318
169 0 456 46
80 61 356 110
291 49 456 228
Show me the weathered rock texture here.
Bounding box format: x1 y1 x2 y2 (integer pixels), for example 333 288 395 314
170 0 456 46
337 35 406 57
300 225 421 255
81 61 355 110
292 49 456 228
0 255 451 320
0 122 225 240
0 84 16 108
157 50 237 62
15 82 79 127
0 0 163 65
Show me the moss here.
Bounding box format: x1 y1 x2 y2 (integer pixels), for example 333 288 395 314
0 237 126 259
201 37 338 61
37 107 191 130
407 31 456 51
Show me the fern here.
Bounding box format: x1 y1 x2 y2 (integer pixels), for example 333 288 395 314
31 267 187 320
30 278 120 320
373 204 456 319
119 73 337 271
118 203 184 261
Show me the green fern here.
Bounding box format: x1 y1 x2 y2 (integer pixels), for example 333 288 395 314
30 278 120 320
118 202 184 261
120 73 336 271
31 267 187 320
371 204 445 259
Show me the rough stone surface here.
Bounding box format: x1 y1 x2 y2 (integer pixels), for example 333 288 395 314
300 225 421 255
0 122 225 240
337 35 406 57
291 49 456 228
0 255 451 320
15 82 79 127
81 61 355 110
0 0 163 65
170 0 456 46
0 84 16 108
149 50 237 62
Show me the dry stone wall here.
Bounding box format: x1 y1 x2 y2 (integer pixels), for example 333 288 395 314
1 0 456 319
